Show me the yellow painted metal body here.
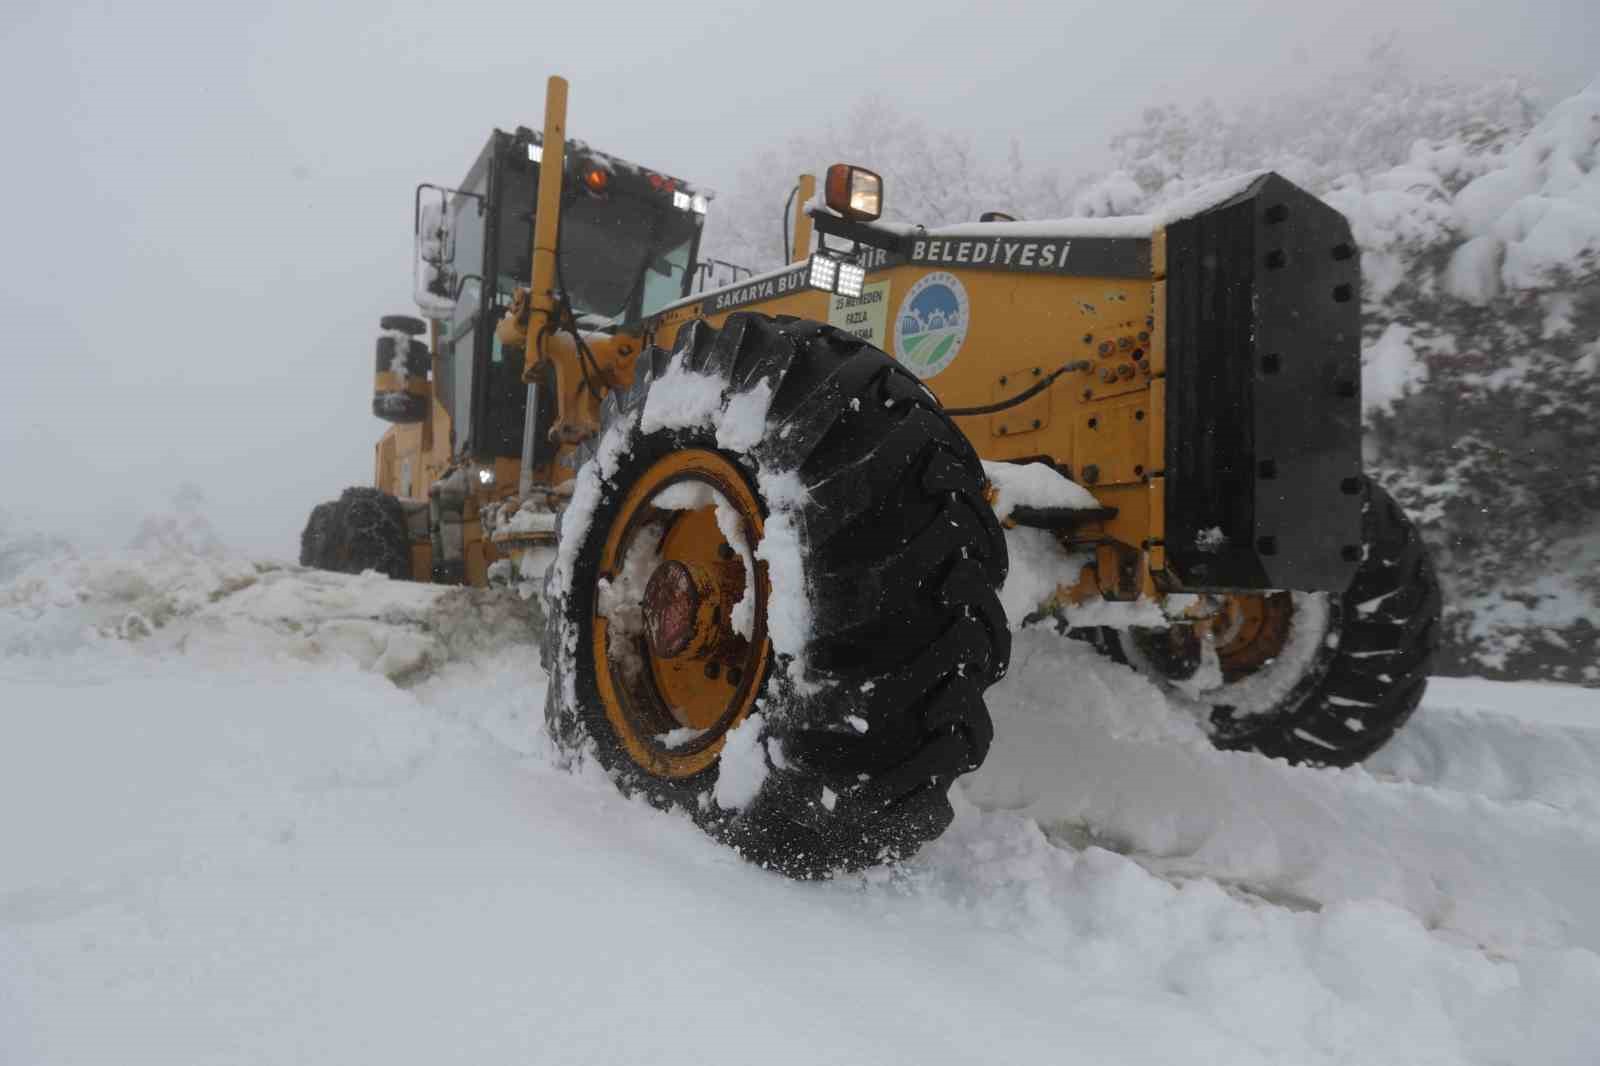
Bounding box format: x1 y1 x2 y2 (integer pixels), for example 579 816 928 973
525 77 570 384
378 248 1176 598
371 74 1173 603
375 76 582 584
790 173 815 264
646 249 1173 600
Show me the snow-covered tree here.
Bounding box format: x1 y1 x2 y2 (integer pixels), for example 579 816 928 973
702 96 1070 273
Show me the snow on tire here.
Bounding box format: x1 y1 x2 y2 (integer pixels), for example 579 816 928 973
305 488 410 580
542 312 1010 877
1107 482 1442 766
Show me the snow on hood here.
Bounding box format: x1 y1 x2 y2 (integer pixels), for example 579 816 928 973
809 171 1275 243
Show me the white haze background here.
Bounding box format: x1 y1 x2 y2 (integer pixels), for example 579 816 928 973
0 0 1593 556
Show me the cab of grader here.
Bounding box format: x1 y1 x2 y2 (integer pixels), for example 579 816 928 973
305 75 1440 877
352 115 716 586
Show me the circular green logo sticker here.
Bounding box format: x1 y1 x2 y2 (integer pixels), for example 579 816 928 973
894 272 969 380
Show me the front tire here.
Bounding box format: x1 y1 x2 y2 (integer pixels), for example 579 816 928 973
543 313 1010 877
1104 483 1440 766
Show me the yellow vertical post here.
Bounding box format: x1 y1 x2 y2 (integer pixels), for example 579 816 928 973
790 173 816 264
524 75 569 382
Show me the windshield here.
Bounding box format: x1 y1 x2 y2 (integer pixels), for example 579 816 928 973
495 157 701 322
640 233 696 318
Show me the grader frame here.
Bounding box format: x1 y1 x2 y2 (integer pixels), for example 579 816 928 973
377 75 1364 609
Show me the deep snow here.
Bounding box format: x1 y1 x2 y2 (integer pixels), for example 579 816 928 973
3 527 1599 1065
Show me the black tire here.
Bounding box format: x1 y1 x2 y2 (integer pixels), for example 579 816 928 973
373 334 431 423
380 314 428 335
306 487 410 579
1101 482 1440 766
544 312 1009 877
298 500 338 568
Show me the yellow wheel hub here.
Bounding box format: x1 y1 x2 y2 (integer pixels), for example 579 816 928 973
591 449 770 779
1138 590 1297 686
1207 591 1295 682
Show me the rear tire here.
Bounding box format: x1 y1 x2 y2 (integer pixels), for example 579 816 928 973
544 313 1009 877
300 488 409 579
380 314 428 335
1101 482 1440 766
298 501 338 569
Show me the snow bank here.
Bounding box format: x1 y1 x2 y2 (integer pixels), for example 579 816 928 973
0 508 539 682
906 804 1600 1066
967 627 1600 957
5 517 1600 1064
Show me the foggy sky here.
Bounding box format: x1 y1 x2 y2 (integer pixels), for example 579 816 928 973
1 0 1591 555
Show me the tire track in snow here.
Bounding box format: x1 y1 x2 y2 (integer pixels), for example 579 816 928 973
1371 677 1600 819
966 627 1600 956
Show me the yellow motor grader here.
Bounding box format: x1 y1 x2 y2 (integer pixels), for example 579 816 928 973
302 76 1439 876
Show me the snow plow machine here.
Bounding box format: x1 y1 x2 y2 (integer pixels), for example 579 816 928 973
303 76 1441 876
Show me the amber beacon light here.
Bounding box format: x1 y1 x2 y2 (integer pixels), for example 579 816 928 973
824 163 882 222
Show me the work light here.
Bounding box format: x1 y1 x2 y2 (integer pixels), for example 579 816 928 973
807 252 867 298
836 260 865 298
808 253 838 292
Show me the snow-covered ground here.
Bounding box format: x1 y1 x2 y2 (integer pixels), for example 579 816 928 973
4 526 1599 1065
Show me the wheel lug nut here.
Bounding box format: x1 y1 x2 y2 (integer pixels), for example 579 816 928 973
727 667 742 686
704 662 720 680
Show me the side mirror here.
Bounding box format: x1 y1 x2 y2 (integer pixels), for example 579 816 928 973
824 164 882 222
414 196 457 317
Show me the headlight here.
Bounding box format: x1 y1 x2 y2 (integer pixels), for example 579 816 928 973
476 467 496 486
